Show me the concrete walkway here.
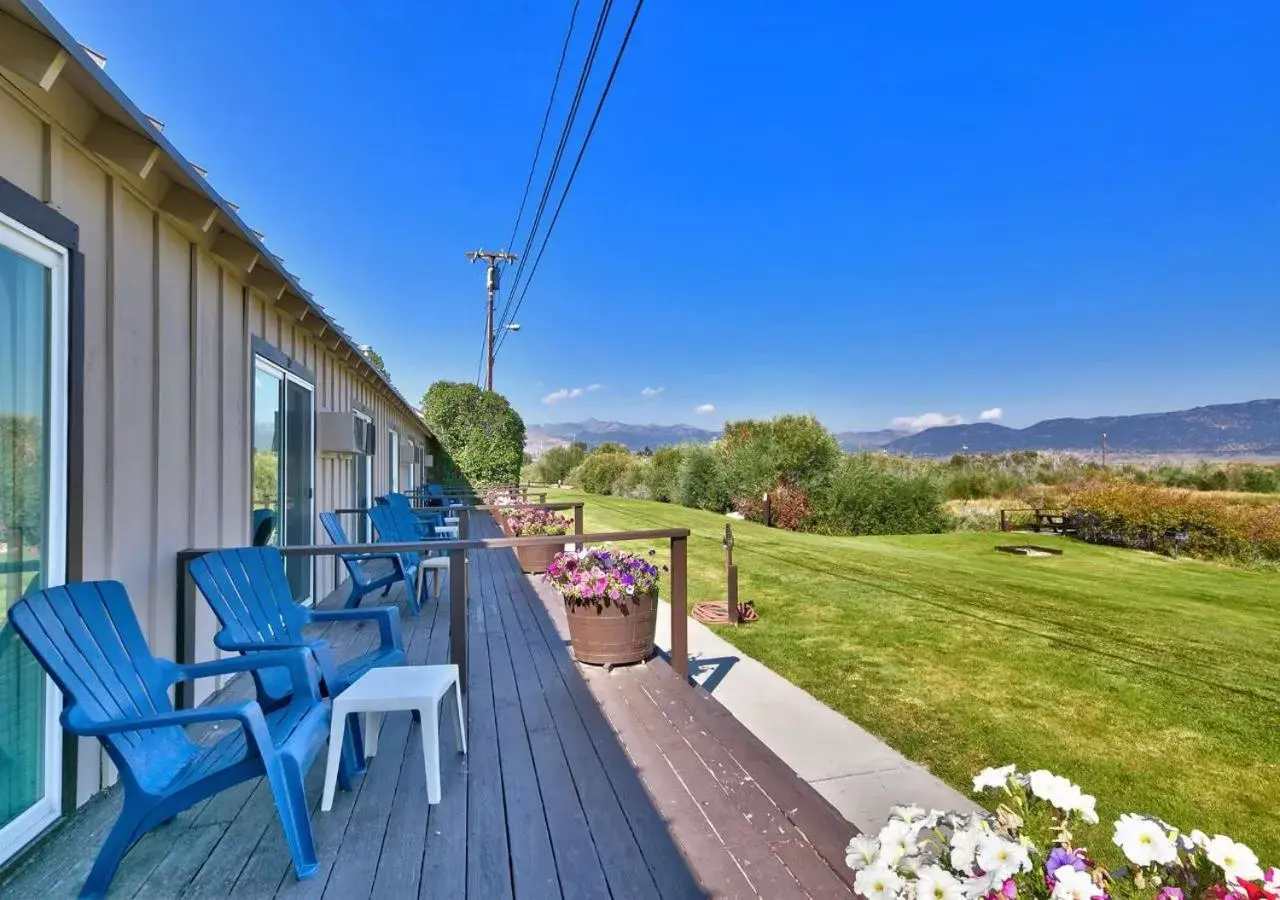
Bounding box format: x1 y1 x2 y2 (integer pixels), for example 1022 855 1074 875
654 601 982 833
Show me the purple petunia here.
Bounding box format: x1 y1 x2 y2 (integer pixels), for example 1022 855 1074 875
1046 847 1087 877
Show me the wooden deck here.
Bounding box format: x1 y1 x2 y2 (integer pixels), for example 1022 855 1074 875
0 525 856 899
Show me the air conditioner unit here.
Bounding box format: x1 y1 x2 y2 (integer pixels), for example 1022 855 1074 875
318 411 375 456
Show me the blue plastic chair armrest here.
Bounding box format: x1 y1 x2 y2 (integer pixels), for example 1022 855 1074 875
63 699 268 737
307 606 403 653
163 649 322 701
349 552 404 564
208 640 341 696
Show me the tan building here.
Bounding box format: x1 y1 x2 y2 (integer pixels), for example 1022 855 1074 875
0 0 431 864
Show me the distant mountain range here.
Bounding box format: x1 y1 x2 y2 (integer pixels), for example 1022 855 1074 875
835 428 909 451
527 418 718 453
885 399 1280 457
527 400 1280 458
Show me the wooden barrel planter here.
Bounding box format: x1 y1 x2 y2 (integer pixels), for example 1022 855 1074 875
515 540 563 574
563 590 658 667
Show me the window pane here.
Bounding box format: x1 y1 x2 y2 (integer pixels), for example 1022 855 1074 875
0 243 51 830
252 367 282 548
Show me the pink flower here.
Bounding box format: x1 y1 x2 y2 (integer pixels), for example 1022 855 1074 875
1002 880 1017 899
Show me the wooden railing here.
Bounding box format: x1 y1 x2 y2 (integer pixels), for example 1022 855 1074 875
175 507 687 707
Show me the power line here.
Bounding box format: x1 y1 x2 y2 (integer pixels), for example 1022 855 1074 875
495 0 645 357
496 0 616 333
493 0 583 336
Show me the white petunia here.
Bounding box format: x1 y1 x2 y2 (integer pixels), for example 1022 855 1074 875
1113 814 1178 867
891 803 928 823
846 834 880 871
1028 770 1060 803
949 823 984 873
1189 829 1210 848
1050 866 1104 900
964 870 1001 899
917 865 966 900
976 834 1032 881
1205 834 1263 884
854 865 904 900
973 765 1017 792
878 820 920 866
1073 791 1100 825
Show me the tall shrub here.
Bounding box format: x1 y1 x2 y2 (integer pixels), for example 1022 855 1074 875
674 446 730 512
421 381 525 486
722 414 841 503
570 452 633 495
645 446 683 502
529 442 586 484
1068 480 1280 562
810 455 950 535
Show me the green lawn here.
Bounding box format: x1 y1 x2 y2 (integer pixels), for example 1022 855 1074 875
548 489 1280 858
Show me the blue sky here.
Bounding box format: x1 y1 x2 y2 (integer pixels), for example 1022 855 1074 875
45 1 1280 433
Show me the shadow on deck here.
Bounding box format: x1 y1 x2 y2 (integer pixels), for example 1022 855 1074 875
0 524 855 899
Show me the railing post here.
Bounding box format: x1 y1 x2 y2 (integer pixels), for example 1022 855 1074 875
449 548 467 692
669 535 688 681
574 503 583 551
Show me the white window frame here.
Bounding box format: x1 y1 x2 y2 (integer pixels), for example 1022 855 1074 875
0 211 69 866
252 356 316 602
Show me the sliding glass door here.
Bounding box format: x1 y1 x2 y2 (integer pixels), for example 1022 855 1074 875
252 359 314 602
0 213 67 865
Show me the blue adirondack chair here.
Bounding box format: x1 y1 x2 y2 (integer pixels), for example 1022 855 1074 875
318 511 416 609
367 504 449 606
7 581 345 897
376 492 445 539
251 507 276 547
188 546 407 705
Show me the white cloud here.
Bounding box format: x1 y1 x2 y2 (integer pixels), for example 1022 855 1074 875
542 387 584 405
979 407 1004 421
890 412 966 433
694 403 716 414
586 383 604 392
641 386 664 399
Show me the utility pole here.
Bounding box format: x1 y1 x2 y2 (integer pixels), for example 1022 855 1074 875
1101 431 1108 467
466 248 518 391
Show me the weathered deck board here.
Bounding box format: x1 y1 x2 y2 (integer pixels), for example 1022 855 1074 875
0 518 856 900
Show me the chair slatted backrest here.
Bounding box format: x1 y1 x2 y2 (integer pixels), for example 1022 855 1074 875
381 492 443 536
319 512 373 589
8 582 197 792
367 505 420 573
188 547 307 707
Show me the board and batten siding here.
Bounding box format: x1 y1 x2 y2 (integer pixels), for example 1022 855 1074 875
0 70 428 803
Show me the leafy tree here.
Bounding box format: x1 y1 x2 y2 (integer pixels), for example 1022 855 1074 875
529 442 587 484
590 441 629 456
359 345 391 381
721 414 841 502
570 452 633 495
675 446 730 512
770 414 841 490
645 446 683 502
0 416 44 546
421 381 525 485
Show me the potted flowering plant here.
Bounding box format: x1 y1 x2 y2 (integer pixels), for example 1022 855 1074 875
484 487 518 523
845 764 1275 900
544 547 664 666
503 506 573 573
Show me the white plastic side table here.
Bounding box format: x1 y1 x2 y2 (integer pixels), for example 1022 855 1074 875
321 665 466 811
434 525 459 539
